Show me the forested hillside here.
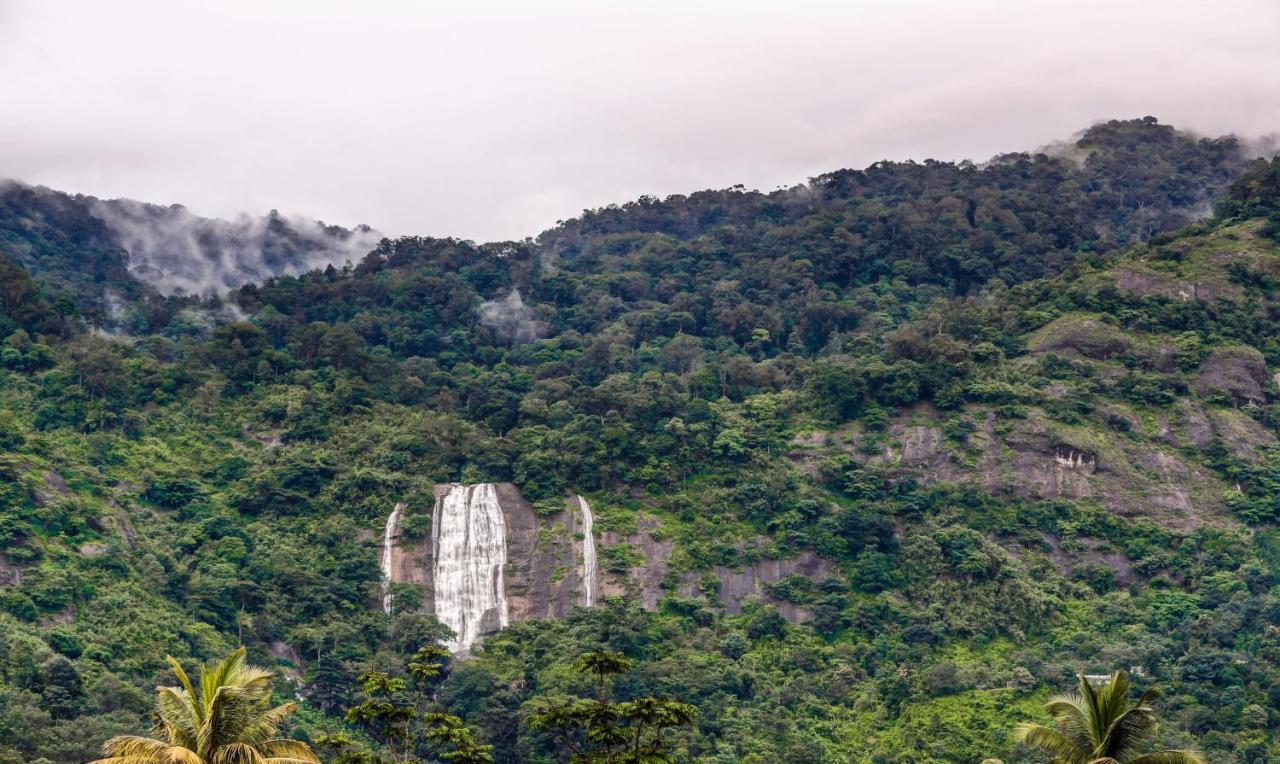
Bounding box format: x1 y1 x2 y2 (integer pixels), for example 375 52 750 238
2 118 1280 763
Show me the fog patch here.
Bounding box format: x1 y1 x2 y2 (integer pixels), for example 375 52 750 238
478 288 546 344
88 198 382 296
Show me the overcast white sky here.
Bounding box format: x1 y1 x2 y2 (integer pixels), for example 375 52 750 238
2 0 1278 240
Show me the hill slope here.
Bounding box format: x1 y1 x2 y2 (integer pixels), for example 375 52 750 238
1 120 1280 764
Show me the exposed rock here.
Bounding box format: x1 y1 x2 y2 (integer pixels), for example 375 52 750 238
381 484 593 636
499 484 583 622
1173 401 1214 450
0 557 22 586
1209 409 1277 462
79 542 108 557
1028 315 1132 360
899 426 943 462
1139 451 1189 476
241 423 282 449
43 470 71 495
600 514 674 610
1114 266 1239 303
112 500 139 547
268 641 305 686
678 551 835 622
1195 346 1269 405
40 605 76 626
1034 533 1136 587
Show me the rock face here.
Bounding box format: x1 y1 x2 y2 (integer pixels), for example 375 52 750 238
381 483 831 650
1028 315 1132 360
380 483 599 652
499 486 585 623
1195 346 1270 405
678 551 835 622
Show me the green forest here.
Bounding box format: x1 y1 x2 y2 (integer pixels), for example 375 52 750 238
2 117 1280 762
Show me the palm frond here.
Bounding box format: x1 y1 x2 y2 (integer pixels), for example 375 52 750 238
1128 751 1206 764
158 687 200 746
256 739 318 762
201 685 261 754
167 656 202 726
1096 704 1156 761
167 747 205 764
212 742 266 764
1015 722 1087 764
1076 674 1106 748
1045 693 1092 751
202 648 248 718
236 703 299 747
160 717 201 753
1095 671 1132 737
99 735 172 758
232 665 277 704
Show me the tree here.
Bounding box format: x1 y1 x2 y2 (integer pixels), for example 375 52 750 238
525 652 697 763
338 645 492 764
1015 670 1204 764
89 646 319 764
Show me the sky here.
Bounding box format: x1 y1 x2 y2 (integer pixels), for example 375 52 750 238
2 0 1279 241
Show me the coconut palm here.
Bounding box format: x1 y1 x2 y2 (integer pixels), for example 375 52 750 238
90 646 319 764
1015 670 1204 764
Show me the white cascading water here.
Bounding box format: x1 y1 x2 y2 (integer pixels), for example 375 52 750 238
380 502 407 614
577 495 598 607
433 484 510 654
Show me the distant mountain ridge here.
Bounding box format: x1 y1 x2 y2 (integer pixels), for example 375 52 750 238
0 117 1266 333
0 180 381 323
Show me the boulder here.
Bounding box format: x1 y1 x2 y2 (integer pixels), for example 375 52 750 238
1195 346 1269 405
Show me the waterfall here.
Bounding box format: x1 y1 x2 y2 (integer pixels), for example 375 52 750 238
577 495 598 607
380 502 407 614
433 484 510 654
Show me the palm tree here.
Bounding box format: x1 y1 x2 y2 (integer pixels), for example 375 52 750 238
91 646 320 764
1015 670 1204 764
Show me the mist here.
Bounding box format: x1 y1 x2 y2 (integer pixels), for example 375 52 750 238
479 289 547 344
87 197 382 296
1 0 1278 241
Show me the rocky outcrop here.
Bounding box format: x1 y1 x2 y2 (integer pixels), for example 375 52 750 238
1113 266 1239 303
378 501 435 612
381 484 829 648
381 483 600 651
1195 346 1269 405
678 551 835 622
500 486 585 622
0 557 22 586
1028 315 1133 360
599 514 674 610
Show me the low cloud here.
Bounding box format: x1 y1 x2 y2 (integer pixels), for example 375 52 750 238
88 197 381 296
0 1 1277 241
479 288 546 344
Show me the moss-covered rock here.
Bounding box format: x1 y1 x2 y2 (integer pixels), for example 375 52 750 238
1195 345 1269 405
1027 315 1134 361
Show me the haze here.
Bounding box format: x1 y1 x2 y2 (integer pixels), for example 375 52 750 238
2 0 1278 241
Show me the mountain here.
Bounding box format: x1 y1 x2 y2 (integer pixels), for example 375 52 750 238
0 180 381 326
2 118 1280 763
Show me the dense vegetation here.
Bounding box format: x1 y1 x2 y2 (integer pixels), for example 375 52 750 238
2 118 1280 763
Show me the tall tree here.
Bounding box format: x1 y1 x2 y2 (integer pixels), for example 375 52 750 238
89 647 319 764
333 644 492 764
1015 670 1204 764
526 652 697 763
